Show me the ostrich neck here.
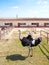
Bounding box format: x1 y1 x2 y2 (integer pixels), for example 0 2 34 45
19 31 21 40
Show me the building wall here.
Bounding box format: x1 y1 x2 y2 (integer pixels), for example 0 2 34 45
0 20 49 27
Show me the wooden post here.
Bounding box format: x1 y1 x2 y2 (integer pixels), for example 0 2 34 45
40 30 41 36
18 30 21 40
0 28 1 39
47 33 48 44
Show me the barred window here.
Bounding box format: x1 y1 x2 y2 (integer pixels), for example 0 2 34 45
19 23 26 25
5 23 12 25
31 23 37 25
5 23 10 25
46 23 49 25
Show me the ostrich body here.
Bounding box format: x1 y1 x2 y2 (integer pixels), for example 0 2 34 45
19 30 42 57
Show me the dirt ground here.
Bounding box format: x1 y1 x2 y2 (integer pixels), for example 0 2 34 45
0 28 49 65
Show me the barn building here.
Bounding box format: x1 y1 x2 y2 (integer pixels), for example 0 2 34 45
0 18 49 28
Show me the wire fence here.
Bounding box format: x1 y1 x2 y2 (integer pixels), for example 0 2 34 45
40 30 49 44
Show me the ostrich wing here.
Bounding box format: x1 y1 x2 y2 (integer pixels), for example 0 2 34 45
20 37 32 46
31 38 41 47
34 38 41 46
26 35 33 41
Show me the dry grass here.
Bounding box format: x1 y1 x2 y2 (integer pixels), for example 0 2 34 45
0 38 49 65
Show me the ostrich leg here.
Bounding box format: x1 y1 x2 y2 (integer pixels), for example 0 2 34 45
27 43 33 57
28 46 31 57
30 47 33 57
28 46 33 57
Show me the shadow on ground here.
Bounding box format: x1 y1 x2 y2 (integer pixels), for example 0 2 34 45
41 44 49 53
6 54 27 61
38 45 49 60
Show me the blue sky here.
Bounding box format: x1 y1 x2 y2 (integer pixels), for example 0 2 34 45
0 0 49 18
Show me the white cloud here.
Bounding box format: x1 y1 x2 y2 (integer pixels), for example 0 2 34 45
37 0 48 5
12 6 19 9
37 0 41 4
42 5 49 8
40 9 49 13
43 0 48 4
36 0 49 12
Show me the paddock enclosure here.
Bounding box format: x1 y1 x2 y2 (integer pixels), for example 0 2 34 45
0 18 49 65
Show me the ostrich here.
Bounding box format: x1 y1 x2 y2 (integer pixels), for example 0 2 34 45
18 30 42 57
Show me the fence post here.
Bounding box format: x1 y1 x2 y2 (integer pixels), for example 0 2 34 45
0 29 1 39
40 30 49 44
40 30 41 36
47 33 48 44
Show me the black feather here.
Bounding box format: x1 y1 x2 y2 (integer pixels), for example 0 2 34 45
20 35 41 47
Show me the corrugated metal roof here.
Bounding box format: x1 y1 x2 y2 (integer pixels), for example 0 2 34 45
0 18 49 21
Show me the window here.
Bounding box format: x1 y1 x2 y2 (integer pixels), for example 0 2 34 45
19 23 26 25
5 23 10 25
46 23 49 25
5 23 13 26
45 23 49 26
31 23 37 25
